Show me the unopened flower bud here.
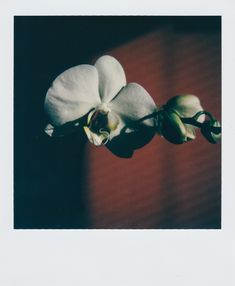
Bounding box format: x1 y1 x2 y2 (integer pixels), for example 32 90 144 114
159 110 188 144
158 94 205 144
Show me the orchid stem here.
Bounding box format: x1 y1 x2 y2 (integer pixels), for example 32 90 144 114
137 110 221 134
181 111 221 134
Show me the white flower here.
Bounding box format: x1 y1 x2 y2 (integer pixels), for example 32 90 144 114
44 55 157 157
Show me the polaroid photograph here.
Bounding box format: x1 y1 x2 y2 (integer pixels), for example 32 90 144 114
1 1 234 285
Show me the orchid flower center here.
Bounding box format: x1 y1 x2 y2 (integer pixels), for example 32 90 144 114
83 104 120 146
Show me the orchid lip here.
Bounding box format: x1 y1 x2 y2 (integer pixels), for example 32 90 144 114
84 106 120 146
83 126 110 146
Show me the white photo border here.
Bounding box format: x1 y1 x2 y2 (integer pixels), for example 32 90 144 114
0 1 234 285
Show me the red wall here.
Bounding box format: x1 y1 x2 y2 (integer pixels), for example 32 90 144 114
86 27 221 228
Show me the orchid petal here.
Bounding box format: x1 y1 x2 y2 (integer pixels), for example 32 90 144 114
106 83 157 155
106 124 155 158
44 123 55 137
109 83 157 127
94 55 126 103
45 65 101 126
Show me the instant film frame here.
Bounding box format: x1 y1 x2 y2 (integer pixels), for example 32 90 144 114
1 1 235 286
14 15 221 229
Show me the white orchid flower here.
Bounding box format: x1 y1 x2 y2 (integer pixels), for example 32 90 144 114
157 94 205 144
44 55 157 157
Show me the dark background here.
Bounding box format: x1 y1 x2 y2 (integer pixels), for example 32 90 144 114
14 16 221 228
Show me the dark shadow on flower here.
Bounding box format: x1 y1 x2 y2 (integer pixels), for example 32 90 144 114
106 125 156 158
47 112 93 137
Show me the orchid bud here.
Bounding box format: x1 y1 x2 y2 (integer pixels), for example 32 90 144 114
158 94 205 144
158 110 188 144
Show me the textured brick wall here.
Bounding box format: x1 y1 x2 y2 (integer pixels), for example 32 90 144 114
87 27 221 228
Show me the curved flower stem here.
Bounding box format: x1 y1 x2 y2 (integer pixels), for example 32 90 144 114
181 111 221 134
136 110 221 135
